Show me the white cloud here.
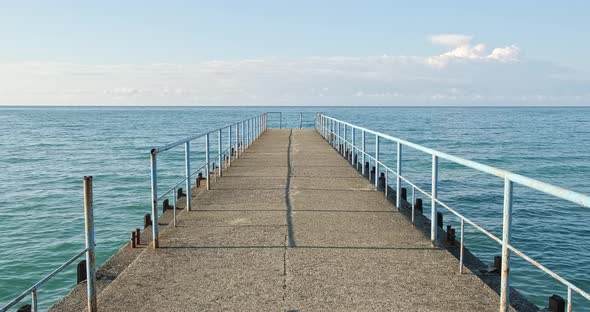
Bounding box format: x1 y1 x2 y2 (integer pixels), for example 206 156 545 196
427 34 521 68
430 34 473 47
0 36 586 106
488 45 521 62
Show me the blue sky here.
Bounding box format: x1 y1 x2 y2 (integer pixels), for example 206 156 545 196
1 0 589 105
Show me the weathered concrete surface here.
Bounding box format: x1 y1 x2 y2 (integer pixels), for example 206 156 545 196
82 129 536 311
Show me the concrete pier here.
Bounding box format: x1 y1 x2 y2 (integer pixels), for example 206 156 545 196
54 129 535 311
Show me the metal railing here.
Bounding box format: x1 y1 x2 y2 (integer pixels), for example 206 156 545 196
315 113 590 312
1 177 97 312
148 113 268 248
265 112 306 129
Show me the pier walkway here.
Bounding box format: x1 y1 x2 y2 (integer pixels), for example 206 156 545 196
93 130 509 311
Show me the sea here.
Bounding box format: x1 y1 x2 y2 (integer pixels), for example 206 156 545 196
0 106 588 311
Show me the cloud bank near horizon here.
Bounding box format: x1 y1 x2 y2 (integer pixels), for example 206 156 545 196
0 34 588 106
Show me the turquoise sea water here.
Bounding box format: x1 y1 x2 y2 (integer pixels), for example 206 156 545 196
0 106 589 311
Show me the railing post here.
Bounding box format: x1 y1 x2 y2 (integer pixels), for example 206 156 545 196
459 218 465 273
351 127 356 165
228 126 232 167
375 135 379 188
500 178 513 312
247 118 250 147
567 287 572 312
149 150 159 248
344 124 347 154
396 142 402 210
431 155 438 246
83 176 97 312
279 112 282 129
411 186 416 224
361 130 366 175
205 134 210 190
173 188 177 227
218 129 222 177
31 288 37 312
299 112 302 129
235 123 240 159
336 121 340 151
184 142 191 211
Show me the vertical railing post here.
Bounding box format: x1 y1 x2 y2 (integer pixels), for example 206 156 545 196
228 126 232 167
205 134 210 190
459 218 464 274
567 287 572 312
336 121 342 153
411 186 416 224
351 127 356 165
344 124 347 155
279 112 282 129
235 122 240 159
299 112 302 129
149 150 159 248
184 142 191 211
500 178 513 312
173 188 177 227
431 155 438 246
218 129 222 177
375 135 379 188
31 288 37 312
396 142 402 210
83 176 97 312
361 130 366 175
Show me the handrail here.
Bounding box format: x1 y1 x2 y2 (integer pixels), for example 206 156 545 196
1 177 97 312
148 113 268 249
0 248 89 312
321 115 590 209
316 113 590 311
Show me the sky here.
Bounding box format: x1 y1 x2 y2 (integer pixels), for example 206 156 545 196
0 0 589 106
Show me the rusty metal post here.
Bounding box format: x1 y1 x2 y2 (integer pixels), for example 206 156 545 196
500 178 513 312
130 232 136 248
135 228 141 245
83 176 97 312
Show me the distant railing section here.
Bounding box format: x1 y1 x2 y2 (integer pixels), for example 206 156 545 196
148 113 268 248
315 113 590 312
1 177 97 312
